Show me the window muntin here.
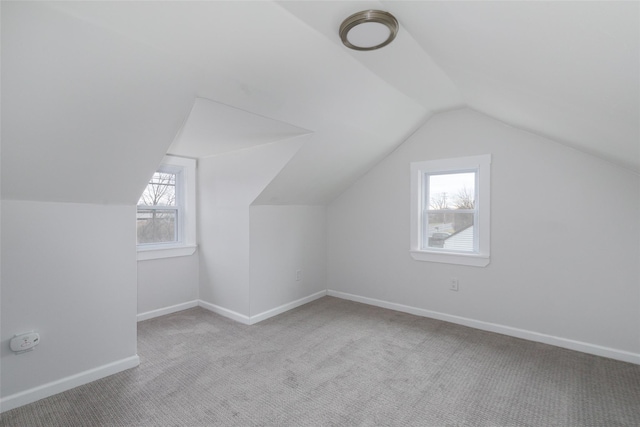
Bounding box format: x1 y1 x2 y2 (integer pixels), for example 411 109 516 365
410 155 491 267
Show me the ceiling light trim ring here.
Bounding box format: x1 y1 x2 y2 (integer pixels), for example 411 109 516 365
340 10 399 51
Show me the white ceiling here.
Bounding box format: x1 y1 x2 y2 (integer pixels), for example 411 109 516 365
2 1 638 205
168 98 311 159
385 1 640 172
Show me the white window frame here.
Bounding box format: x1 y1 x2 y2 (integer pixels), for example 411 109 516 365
137 155 197 261
410 154 491 267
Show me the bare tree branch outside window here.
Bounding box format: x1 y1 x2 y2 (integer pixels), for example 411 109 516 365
453 186 475 209
427 175 476 248
137 172 177 244
430 192 449 210
138 172 176 206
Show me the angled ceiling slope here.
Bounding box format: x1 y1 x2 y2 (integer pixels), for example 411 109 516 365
3 1 449 205
384 1 640 172
168 98 312 159
3 1 636 208
276 0 464 114
1 1 194 204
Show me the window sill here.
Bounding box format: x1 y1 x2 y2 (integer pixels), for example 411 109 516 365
137 245 197 261
410 250 490 267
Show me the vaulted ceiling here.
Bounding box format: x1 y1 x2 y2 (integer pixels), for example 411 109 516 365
2 1 638 205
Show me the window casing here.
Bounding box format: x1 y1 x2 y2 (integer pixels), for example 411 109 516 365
410 155 491 267
137 155 196 260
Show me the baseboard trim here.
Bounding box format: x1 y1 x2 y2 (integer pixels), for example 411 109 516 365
249 290 327 324
0 355 140 413
199 290 328 325
137 300 199 322
198 300 252 325
327 290 640 365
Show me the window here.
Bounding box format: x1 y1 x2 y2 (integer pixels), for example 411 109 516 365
137 155 196 260
137 170 178 244
410 155 491 267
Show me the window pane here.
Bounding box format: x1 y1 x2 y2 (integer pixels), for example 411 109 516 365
429 172 475 210
425 172 476 251
138 172 176 206
426 212 474 251
137 209 177 244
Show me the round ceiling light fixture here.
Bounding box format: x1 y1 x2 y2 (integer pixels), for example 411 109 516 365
339 10 399 51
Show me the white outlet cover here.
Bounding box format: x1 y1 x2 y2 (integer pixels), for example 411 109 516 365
10 332 40 353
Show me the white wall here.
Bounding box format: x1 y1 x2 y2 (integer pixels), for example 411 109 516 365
1 200 138 408
137 254 199 318
250 205 326 316
328 108 640 355
199 204 251 316
198 137 306 317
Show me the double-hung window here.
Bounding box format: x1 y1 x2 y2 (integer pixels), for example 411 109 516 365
410 154 491 267
137 168 179 244
137 155 196 260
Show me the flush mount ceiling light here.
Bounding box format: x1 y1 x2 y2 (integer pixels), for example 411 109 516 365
339 10 399 51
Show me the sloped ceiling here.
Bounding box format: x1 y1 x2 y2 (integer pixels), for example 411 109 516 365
168 98 311 159
1 2 195 204
383 1 640 172
2 1 638 206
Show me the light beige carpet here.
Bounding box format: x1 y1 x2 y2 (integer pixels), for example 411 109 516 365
2 296 639 426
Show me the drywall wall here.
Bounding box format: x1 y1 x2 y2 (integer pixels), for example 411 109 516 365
0 200 138 409
198 137 307 317
137 254 199 319
249 205 326 316
327 108 640 355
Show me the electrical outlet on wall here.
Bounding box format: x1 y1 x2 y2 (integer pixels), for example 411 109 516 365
10 331 40 353
449 278 459 291
296 269 302 281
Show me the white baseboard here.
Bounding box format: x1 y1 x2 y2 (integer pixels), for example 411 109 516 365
249 290 327 324
327 290 640 365
137 300 199 322
199 290 328 325
198 300 252 325
0 355 140 414
7 291 636 414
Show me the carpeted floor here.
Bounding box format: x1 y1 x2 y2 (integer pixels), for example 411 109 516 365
2 296 639 426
